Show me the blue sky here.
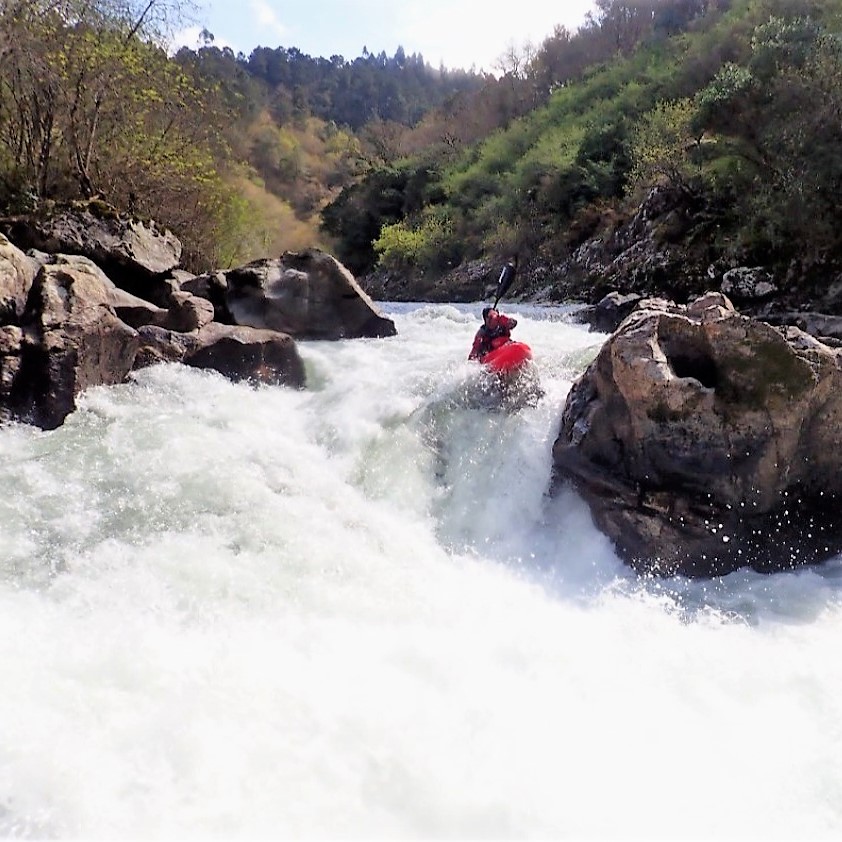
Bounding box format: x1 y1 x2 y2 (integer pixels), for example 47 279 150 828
174 0 596 73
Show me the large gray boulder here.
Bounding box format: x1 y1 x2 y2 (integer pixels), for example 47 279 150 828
215 249 396 339
577 291 643 333
184 323 305 386
552 292 842 577
2 202 182 306
4 204 181 276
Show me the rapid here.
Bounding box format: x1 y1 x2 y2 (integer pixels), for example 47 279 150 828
1 302 841 839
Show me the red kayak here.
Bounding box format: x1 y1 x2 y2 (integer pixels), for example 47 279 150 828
481 341 533 374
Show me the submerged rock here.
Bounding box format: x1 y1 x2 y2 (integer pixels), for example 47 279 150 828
552 292 842 577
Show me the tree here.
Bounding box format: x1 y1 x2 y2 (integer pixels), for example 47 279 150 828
628 98 701 193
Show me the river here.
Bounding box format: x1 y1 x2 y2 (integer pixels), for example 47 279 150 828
1 302 841 838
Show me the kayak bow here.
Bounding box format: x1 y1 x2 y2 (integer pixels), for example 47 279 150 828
481 341 532 374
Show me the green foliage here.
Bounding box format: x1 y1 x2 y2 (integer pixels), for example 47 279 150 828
628 98 699 192
695 62 755 127
374 208 461 273
333 0 842 282
749 14 823 75
690 5 842 262
6 0 842 281
320 164 426 273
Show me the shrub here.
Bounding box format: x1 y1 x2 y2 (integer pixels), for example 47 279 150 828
374 209 462 272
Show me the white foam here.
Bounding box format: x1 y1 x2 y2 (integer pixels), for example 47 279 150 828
0 304 840 838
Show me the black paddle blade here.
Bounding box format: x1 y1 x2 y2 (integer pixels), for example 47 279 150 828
493 259 517 307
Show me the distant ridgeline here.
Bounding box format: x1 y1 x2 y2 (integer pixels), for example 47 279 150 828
240 46 485 131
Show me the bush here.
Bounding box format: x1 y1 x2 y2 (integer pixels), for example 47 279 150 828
374 209 462 272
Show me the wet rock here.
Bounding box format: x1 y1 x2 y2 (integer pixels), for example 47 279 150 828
216 248 396 339
136 323 305 388
184 323 305 387
5 260 139 429
552 292 842 577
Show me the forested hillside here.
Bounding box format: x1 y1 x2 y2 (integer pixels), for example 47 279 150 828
3 0 842 304
0 0 484 270
324 0 842 305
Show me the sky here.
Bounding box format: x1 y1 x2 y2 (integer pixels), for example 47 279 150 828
173 0 598 74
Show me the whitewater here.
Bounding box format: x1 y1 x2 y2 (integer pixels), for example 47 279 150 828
1 301 841 839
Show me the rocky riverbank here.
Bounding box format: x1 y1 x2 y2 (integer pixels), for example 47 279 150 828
362 185 842 344
0 201 395 430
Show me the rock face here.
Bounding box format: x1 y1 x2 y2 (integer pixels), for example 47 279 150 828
202 249 396 339
552 292 842 577
362 258 496 303
4 204 182 278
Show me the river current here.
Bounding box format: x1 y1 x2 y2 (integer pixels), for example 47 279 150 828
1 302 841 838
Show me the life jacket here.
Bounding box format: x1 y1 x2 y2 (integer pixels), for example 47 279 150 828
469 315 517 360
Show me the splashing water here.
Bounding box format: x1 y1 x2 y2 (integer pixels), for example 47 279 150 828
1 302 841 839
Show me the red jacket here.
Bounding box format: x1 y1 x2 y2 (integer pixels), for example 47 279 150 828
469 314 517 360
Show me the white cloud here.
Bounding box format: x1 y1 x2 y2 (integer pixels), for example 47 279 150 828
250 0 288 40
397 0 594 72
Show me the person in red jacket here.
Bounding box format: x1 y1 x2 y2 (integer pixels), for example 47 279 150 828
468 307 518 361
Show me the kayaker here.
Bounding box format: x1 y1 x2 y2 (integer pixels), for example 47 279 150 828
469 307 518 361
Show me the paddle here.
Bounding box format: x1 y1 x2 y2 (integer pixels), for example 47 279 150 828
492 256 518 309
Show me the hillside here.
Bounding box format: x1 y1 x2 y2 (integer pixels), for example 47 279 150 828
326 0 842 312
4 0 842 315
0 0 485 272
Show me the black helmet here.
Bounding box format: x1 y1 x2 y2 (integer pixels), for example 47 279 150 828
482 306 492 319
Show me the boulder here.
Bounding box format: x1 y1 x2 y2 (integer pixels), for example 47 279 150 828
166 290 215 333
20 254 213 334
218 249 396 339
135 323 305 388
2 202 182 305
185 324 305 386
720 266 778 301
4 203 181 274
552 292 842 577
0 233 37 321
4 260 139 429
763 311 842 345
578 291 643 333
134 325 201 368
0 326 23 417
